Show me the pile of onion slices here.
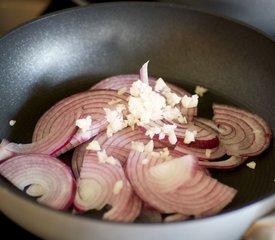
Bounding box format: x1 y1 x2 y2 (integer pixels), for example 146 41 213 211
0 62 272 223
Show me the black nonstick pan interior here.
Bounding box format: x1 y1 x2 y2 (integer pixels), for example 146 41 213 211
0 2 274 239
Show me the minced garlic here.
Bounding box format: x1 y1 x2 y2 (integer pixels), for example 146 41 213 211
75 115 92 132
113 180 124 194
246 161 256 169
195 86 208 97
9 120 16 126
86 140 101 151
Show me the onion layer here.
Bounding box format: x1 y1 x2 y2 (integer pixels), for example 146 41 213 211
0 153 76 210
74 152 141 222
126 150 237 216
213 104 272 157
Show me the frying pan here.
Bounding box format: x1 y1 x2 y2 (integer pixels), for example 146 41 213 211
0 2 274 240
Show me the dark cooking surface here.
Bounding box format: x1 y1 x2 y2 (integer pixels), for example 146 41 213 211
1 1 274 239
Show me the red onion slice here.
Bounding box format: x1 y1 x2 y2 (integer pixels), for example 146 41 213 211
148 155 198 193
74 154 141 222
142 118 219 149
126 150 237 216
174 141 226 160
71 126 169 177
199 156 248 169
139 61 149 85
0 113 80 162
0 90 127 162
0 153 76 210
95 126 167 150
174 118 220 149
213 104 272 156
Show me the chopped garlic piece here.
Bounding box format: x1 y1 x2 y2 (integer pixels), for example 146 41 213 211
128 80 166 125
126 114 139 129
97 150 119 165
184 130 197 144
108 99 122 105
181 94 199 108
117 87 127 95
106 156 118 165
130 80 152 97
86 140 101 151
165 92 181 107
159 148 171 160
205 149 212 158
145 126 161 139
151 151 161 158
154 78 167 92
131 141 145 152
246 161 256 169
148 148 171 161
113 180 124 194
75 115 92 132
142 158 149 165
195 85 208 97
26 184 45 197
104 104 127 137
144 140 154 153
162 124 177 145
97 150 108 163
9 120 16 126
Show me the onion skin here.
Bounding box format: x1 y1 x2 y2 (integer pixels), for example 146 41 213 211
0 153 76 210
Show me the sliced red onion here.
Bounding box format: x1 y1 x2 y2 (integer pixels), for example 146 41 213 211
1 90 126 162
0 139 15 162
174 118 220 149
0 153 76 210
180 105 197 122
126 150 237 216
95 127 167 150
213 104 272 156
199 156 248 169
174 142 226 160
0 113 80 162
148 155 198 193
71 126 169 177
139 61 149 85
74 155 141 222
